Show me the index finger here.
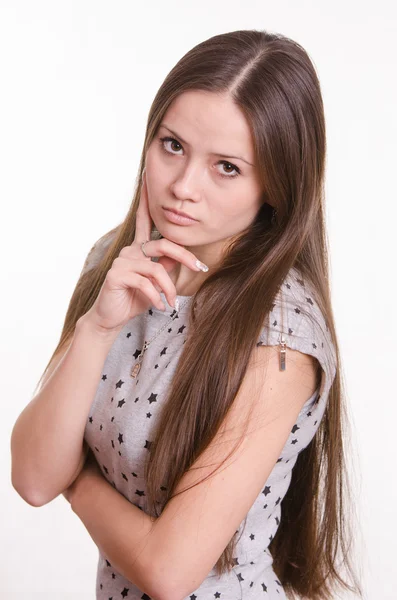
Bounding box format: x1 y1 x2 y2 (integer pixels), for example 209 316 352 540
134 168 153 246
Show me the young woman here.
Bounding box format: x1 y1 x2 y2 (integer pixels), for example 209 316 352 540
11 29 362 600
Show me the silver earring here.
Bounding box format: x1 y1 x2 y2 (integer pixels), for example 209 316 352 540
271 207 278 226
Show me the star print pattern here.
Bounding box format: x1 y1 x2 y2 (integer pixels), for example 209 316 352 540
81 236 337 599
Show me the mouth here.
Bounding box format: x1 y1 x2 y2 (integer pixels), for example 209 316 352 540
162 206 198 220
162 207 199 226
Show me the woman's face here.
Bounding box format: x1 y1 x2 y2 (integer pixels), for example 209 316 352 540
145 89 264 256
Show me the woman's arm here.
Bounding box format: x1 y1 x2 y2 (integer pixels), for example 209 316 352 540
68 458 159 599
67 345 318 600
11 315 120 507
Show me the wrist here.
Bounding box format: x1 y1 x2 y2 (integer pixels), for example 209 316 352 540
76 311 123 345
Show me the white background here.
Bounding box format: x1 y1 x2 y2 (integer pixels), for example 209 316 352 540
2 1 396 598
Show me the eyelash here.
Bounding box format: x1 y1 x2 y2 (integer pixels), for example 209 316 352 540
158 136 241 179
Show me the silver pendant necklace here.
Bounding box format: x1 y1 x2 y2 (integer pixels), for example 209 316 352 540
130 296 192 378
130 292 287 378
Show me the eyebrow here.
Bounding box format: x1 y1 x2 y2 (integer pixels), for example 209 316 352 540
160 124 255 167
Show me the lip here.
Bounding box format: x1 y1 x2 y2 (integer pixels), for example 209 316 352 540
162 207 198 226
163 206 198 220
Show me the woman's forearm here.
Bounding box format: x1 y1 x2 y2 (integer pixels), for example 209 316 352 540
70 472 158 597
11 315 121 506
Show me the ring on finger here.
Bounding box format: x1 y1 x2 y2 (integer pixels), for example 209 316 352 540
141 240 150 257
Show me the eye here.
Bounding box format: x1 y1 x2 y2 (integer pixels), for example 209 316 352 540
159 136 183 155
158 136 241 179
218 161 241 178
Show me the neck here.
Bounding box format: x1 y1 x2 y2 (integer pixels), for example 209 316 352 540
170 265 208 296
168 235 233 295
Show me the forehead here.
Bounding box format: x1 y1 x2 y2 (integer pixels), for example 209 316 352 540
161 90 255 159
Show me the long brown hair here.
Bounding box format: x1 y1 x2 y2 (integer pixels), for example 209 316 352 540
33 30 363 599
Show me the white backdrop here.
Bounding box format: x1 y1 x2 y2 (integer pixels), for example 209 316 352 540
2 1 396 598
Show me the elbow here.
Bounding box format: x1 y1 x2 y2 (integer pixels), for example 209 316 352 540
144 585 182 600
11 463 46 507
11 453 80 508
10 437 47 507
148 564 186 600
151 566 206 600
12 478 47 507
159 585 190 600
160 590 184 600
129 554 184 600
11 465 55 507
123 567 178 600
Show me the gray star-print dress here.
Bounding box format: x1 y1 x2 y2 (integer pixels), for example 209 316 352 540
81 232 337 600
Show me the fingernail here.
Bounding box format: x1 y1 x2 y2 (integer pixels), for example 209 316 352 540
174 298 180 312
195 259 209 272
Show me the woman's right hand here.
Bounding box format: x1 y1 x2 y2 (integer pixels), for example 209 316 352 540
81 169 207 334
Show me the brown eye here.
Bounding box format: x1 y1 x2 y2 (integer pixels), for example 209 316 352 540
218 161 241 178
223 163 235 174
159 136 183 154
159 136 241 179
170 140 181 152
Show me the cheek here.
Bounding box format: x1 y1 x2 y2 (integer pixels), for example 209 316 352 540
211 191 262 228
146 143 165 174
215 193 248 218
145 153 167 202
145 147 157 177
147 159 169 194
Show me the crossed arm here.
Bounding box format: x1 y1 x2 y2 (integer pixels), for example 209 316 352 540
69 344 319 600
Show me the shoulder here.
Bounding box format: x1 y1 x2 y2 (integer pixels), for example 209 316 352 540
257 266 337 402
80 226 120 276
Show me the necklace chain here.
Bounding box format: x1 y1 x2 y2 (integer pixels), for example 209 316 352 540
130 296 192 378
130 290 288 378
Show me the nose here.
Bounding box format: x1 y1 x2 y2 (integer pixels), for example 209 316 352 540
169 163 203 202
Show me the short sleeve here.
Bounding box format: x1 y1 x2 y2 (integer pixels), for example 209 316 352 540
79 228 119 277
256 266 337 420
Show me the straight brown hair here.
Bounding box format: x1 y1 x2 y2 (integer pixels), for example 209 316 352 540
33 30 363 599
